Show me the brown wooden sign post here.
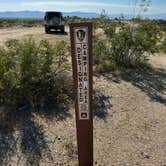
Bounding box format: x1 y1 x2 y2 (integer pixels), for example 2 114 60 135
69 22 93 166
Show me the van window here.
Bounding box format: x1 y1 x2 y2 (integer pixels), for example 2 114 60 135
46 12 62 20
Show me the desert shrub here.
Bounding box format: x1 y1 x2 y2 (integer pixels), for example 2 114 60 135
160 35 166 53
92 19 162 73
157 20 166 32
0 40 20 109
96 20 162 69
98 9 110 30
93 36 116 73
0 39 72 111
91 13 112 33
0 19 43 28
93 36 110 64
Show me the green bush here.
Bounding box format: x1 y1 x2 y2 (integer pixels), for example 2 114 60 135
93 19 162 70
93 36 116 73
108 21 161 67
0 19 43 28
93 36 109 64
0 39 72 111
160 35 166 53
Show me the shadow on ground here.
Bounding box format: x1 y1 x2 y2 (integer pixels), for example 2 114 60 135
0 132 15 165
17 109 53 166
122 68 166 104
105 68 166 105
0 108 16 165
0 103 71 165
34 104 71 121
93 90 112 120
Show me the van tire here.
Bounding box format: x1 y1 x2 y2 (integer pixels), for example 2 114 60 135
61 27 65 33
45 27 50 34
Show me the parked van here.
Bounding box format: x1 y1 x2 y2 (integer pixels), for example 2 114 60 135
44 11 65 33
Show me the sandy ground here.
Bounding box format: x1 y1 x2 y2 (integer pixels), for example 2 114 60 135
149 53 166 69
0 27 166 166
0 27 70 46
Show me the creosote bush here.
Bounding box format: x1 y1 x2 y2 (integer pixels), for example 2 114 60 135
110 21 161 68
93 36 115 73
93 19 162 71
0 39 72 111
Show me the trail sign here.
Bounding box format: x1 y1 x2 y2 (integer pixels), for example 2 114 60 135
70 22 93 166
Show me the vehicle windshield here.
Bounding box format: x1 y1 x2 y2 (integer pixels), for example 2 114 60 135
46 12 62 20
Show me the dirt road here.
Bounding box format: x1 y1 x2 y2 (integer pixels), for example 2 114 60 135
0 26 70 45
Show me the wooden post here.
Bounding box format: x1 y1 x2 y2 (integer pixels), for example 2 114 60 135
69 22 93 166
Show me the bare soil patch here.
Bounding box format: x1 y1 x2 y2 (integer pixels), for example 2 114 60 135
149 53 166 69
0 27 69 46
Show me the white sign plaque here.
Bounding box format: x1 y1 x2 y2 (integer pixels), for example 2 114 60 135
74 27 89 120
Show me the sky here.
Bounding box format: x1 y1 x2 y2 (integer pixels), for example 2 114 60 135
0 0 166 15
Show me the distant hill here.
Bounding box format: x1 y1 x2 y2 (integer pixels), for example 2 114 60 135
0 11 165 20
0 11 99 19
64 11 99 18
0 11 44 19
143 13 166 20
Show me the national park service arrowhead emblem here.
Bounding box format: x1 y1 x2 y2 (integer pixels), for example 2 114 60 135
76 29 86 42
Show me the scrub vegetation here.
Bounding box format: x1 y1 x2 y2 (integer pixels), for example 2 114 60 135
0 39 72 114
0 19 43 28
0 15 166 165
0 16 165 122
1 18 165 111
93 18 164 72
